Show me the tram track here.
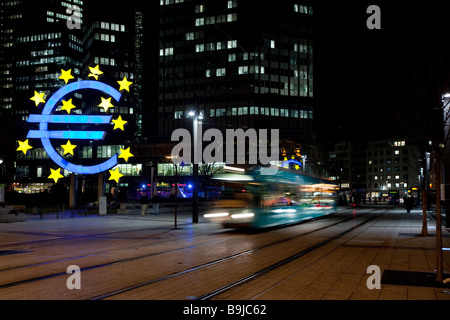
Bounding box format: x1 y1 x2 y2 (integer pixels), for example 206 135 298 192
90 211 381 300
0 212 338 275
0 219 232 276
0 223 192 249
195 213 380 300
0 209 382 299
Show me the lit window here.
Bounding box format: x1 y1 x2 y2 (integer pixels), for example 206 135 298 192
205 43 215 51
195 5 204 13
165 47 174 56
195 44 204 52
174 111 184 119
250 106 259 115
238 107 248 115
216 68 226 77
238 66 248 74
195 18 204 26
227 40 237 49
227 13 237 22
270 108 279 116
185 32 195 41
227 0 237 9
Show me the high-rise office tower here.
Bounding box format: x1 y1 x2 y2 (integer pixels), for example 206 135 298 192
1 0 84 120
0 0 84 185
82 2 146 138
0 0 147 194
158 0 314 141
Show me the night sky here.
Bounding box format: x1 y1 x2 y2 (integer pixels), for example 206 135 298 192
314 1 450 143
84 1 450 144
314 1 398 142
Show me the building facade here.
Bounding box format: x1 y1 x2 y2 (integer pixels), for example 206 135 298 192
1 0 84 193
1 1 327 204
329 138 428 203
158 0 315 141
0 1 150 203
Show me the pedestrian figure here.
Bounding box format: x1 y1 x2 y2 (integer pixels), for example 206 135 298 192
152 195 160 215
141 196 149 216
404 195 413 213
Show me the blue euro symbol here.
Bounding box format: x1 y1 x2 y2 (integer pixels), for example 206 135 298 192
281 159 302 169
27 80 122 175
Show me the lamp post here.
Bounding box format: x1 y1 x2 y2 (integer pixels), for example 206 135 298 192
166 155 183 229
443 93 450 228
188 110 203 224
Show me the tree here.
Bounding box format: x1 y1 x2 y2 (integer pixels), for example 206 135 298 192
408 143 432 237
390 1 450 283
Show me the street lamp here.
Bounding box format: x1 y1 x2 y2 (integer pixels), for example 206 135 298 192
187 110 204 223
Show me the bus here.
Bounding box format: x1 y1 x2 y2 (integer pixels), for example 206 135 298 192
388 189 400 205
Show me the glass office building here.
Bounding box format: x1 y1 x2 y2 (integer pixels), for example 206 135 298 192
158 0 315 139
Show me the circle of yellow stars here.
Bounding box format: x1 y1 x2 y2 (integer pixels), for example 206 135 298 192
20 66 134 184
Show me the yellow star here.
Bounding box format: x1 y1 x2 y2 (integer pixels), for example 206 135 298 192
61 140 77 156
88 65 103 80
17 139 33 155
59 69 74 84
30 91 46 106
112 115 127 131
295 164 300 171
60 98 76 114
48 168 64 183
108 167 124 183
118 147 134 162
98 97 114 112
117 77 133 92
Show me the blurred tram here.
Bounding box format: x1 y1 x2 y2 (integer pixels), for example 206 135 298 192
204 166 337 229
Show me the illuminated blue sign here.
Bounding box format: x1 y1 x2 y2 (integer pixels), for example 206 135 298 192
27 80 122 175
281 159 302 170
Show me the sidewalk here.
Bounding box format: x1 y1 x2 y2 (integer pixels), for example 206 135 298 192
1 204 449 300
287 206 450 300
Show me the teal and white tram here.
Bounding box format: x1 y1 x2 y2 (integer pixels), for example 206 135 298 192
204 166 337 229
